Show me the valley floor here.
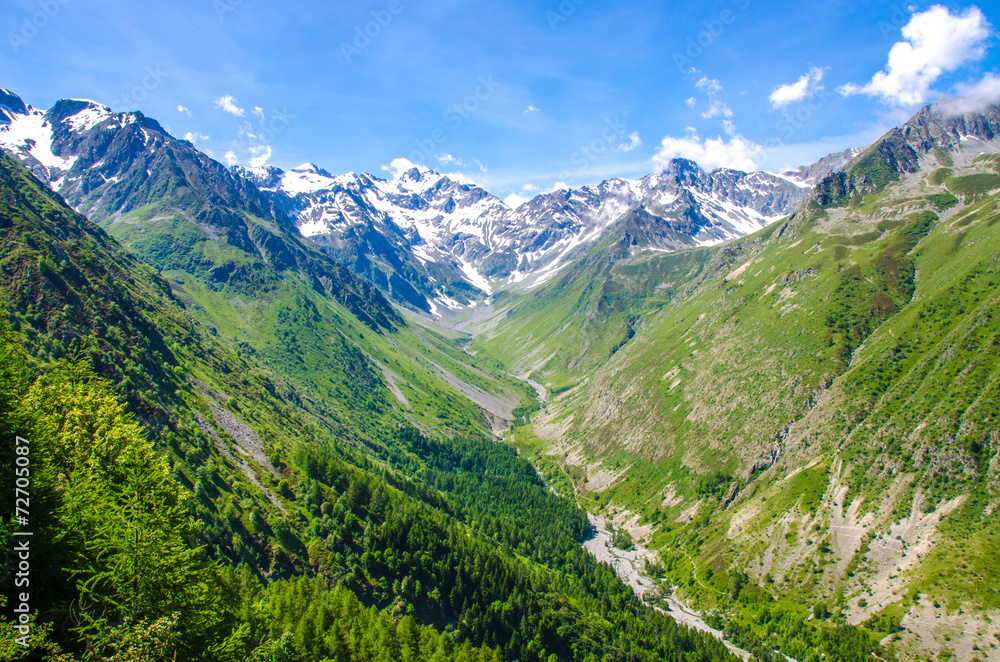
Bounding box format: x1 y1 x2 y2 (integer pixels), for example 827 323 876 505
582 513 757 661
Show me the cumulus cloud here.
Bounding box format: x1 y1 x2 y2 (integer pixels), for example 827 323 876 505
617 131 643 152
935 72 1000 115
248 145 272 167
224 150 238 166
838 5 991 105
685 97 697 108
381 157 428 178
177 105 191 116
503 193 529 208
214 94 246 117
183 132 209 145
770 67 826 108
653 129 764 172
524 105 540 113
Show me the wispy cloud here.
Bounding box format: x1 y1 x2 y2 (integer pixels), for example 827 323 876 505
436 153 468 166
616 131 643 152
694 77 733 118
183 132 209 145
838 5 991 105
177 104 191 116
214 94 246 117
523 105 540 113
935 72 1000 115
770 67 826 108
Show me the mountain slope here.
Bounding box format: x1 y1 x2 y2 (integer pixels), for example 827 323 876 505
0 92 399 333
475 102 1000 661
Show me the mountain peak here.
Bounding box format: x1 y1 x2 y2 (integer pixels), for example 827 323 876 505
291 162 332 176
0 88 27 119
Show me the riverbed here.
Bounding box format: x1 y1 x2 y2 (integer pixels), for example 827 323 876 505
582 513 754 661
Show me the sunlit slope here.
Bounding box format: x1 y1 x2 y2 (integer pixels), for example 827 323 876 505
478 149 1000 654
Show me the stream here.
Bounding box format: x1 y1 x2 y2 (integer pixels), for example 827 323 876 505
582 513 755 661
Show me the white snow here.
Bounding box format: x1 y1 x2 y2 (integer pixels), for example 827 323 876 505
459 259 492 294
281 168 338 194
0 109 77 172
64 104 112 132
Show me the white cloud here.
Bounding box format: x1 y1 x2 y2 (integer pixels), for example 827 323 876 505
214 95 246 117
653 129 764 172
695 77 722 94
436 153 468 166
183 132 209 144
770 67 826 108
692 77 732 118
524 105 540 113
935 72 1000 115
685 97 697 108
249 145 272 167
503 193 529 208
617 131 643 152
475 159 488 173
551 181 569 191
838 5 991 105
381 157 428 179
177 105 191 116
702 99 733 119
224 150 238 166
252 106 265 121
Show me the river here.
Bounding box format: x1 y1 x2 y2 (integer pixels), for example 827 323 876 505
582 513 755 661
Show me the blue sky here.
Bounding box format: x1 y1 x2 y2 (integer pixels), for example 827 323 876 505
3 0 999 204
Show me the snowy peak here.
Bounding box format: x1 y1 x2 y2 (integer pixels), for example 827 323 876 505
0 89 27 123
46 98 115 132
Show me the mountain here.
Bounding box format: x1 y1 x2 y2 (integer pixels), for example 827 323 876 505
236 158 815 316
0 119 738 662
815 101 1000 204
473 101 1000 660
0 90 400 332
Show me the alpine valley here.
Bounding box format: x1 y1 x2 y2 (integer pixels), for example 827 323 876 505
1 83 999 662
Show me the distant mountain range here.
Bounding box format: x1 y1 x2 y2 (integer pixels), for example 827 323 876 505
0 86 844 317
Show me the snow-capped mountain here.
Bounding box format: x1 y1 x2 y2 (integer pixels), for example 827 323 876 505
236 158 814 314
0 86 821 318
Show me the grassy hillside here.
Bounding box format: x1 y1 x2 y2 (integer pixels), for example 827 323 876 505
476 148 1000 660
